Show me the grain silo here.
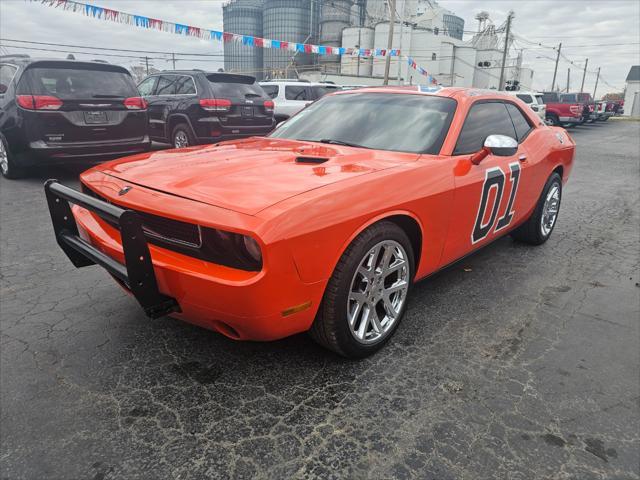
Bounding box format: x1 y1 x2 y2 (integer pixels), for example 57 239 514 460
222 0 264 79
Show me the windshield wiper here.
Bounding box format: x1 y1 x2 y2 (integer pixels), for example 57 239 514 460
318 138 369 149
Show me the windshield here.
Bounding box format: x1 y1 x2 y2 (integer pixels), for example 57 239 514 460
270 92 456 154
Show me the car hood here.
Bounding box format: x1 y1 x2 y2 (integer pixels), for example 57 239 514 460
99 137 419 216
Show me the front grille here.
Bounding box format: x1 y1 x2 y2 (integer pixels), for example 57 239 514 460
81 185 201 248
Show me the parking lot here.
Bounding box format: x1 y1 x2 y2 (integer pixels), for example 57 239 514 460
1 120 638 479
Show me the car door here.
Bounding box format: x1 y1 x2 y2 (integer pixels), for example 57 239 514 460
137 75 158 137
440 100 531 265
147 75 178 141
282 85 311 117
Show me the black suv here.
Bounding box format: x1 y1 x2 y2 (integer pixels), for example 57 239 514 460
137 71 275 148
0 55 150 179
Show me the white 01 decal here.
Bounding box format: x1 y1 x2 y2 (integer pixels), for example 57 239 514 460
471 162 521 244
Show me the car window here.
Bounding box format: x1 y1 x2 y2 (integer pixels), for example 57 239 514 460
505 103 533 141
516 94 532 103
261 85 279 99
285 85 309 101
155 75 178 95
270 93 457 155
560 94 577 103
310 86 337 99
541 93 557 103
137 76 156 96
535 95 544 105
175 75 196 95
0 64 18 94
22 66 137 99
206 74 263 99
454 102 517 155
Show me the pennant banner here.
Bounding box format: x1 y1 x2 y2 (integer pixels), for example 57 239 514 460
406 56 438 84
32 0 401 58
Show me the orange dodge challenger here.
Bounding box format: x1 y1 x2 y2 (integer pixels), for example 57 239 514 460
45 86 574 357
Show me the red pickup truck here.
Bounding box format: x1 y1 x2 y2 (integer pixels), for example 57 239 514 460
541 92 583 127
561 93 597 123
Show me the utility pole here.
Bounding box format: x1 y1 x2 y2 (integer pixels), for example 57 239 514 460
593 66 601 99
580 58 588 93
383 0 396 85
144 56 149 75
566 68 570 92
396 0 404 85
498 10 513 90
450 44 456 87
171 53 176 70
551 42 562 91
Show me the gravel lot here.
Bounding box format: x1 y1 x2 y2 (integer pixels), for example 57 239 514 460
1 121 639 480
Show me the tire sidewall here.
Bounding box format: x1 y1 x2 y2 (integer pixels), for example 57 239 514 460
546 115 559 126
325 223 415 358
534 173 563 242
172 123 194 148
0 134 21 179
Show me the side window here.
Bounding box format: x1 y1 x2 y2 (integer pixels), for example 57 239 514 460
175 76 196 95
454 102 517 155
516 94 532 103
137 76 156 96
261 85 279 99
285 85 308 101
505 103 534 142
155 75 178 95
0 64 18 94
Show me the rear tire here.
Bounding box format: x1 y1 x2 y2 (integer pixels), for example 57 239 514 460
546 114 559 127
0 135 26 180
309 221 415 358
171 123 195 148
511 172 562 245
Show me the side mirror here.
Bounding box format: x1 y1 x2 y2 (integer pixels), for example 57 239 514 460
470 135 518 164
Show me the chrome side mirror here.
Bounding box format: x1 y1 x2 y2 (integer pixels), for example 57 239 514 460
484 134 518 157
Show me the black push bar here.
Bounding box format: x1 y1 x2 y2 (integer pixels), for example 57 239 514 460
44 179 180 319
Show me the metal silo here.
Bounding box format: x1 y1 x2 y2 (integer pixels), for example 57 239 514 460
263 0 314 78
319 0 352 73
340 26 374 76
223 0 264 80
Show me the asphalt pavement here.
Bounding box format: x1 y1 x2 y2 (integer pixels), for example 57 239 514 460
1 120 639 480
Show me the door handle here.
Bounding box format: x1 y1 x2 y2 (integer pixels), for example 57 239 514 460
518 154 527 162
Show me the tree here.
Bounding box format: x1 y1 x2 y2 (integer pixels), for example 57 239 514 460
602 92 624 102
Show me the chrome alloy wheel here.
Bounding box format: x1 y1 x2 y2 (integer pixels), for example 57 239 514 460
174 130 189 148
541 183 561 237
347 240 410 344
0 139 8 175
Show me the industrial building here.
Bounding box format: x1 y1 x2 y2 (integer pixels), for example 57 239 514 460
222 0 535 89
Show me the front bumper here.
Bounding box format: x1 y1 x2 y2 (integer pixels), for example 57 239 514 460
44 180 325 341
559 116 582 124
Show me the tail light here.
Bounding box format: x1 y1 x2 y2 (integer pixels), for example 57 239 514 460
200 99 231 112
16 95 63 110
264 100 274 113
569 105 581 115
124 97 147 110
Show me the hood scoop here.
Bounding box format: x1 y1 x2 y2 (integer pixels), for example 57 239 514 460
295 156 329 164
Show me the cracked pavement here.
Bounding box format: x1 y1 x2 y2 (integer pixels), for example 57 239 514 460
1 121 639 479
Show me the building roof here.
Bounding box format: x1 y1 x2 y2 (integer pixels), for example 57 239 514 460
626 65 640 82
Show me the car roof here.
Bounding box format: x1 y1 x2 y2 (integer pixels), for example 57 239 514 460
507 91 542 96
0 57 130 74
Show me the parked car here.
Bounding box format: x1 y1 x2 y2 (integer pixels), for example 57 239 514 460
594 100 613 121
45 86 575 357
541 91 583 127
0 55 150 179
561 93 597 123
137 71 275 148
507 91 546 121
259 80 340 123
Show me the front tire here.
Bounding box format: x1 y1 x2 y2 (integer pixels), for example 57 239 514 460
0 135 25 179
546 114 559 127
171 123 195 148
511 172 562 245
309 221 415 358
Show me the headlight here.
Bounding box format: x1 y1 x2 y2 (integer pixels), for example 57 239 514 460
201 228 263 271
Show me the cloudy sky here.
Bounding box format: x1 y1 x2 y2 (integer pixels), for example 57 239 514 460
1 0 638 94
